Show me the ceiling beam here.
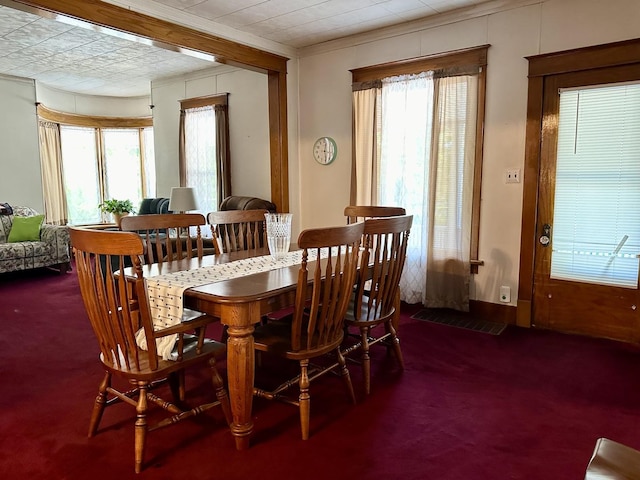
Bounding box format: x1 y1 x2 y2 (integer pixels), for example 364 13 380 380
10 0 289 74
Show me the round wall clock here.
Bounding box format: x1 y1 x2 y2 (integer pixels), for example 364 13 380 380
313 136 337 165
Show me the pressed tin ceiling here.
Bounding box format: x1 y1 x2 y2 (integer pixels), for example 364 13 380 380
0 0 489 97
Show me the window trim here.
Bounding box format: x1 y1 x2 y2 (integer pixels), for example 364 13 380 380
36 104 152 128
350 45 489 272
180 94 228 110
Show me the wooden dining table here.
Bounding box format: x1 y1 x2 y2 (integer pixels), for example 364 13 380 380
139 247 300 450
137 241 398 450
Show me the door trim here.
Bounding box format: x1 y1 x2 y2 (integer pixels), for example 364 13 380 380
517 38 640 328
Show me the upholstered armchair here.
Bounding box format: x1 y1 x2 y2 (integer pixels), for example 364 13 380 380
137 197 170 215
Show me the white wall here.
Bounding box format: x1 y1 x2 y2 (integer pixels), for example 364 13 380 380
0 75 41 211
295 0 640 306
35 83 151 117
151 66 272 204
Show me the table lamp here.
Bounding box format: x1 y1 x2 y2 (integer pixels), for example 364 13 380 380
169 187 197 213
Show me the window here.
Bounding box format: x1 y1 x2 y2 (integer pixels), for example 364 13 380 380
60 126 153 225
59 127 100 225
351 46 487 309
37 105 154 225
551 82 640 288
179 94 230 217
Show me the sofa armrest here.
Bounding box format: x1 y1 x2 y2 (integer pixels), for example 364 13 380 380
41 224 71 262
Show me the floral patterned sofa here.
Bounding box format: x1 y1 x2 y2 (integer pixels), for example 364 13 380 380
0 206 71 274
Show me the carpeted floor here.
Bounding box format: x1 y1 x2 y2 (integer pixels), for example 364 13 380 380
2 267 640 479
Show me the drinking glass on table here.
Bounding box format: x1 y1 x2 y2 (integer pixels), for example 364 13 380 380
265 213 292 261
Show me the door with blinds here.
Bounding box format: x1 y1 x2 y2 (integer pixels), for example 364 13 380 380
533 68 640 343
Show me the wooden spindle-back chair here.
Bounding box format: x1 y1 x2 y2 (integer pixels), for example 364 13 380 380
344 205 406 224
119 213 206 264
69 227 231 473
207 209 269 254
344 215 413 395
344 205 408 333
252 222 365 440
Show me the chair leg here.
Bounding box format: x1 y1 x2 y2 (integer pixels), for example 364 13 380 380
386 321 405 370
134 382 149 474
88 372 111 437
298 359 311 440
168 371 185 402
336 347 356 404
359 328 372 395
209 358 232 425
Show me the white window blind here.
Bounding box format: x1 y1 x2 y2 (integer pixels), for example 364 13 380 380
551 83 640 288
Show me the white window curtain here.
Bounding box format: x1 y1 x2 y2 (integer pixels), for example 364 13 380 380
423 76 477 309
182 105 217 217
355 72 477 309
38 121 67 225
352 87 380 206
378 73 434 305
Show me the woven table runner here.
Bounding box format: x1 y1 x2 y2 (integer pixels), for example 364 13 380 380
137 250 316 360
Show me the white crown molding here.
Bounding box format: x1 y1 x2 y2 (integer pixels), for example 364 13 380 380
102 0 298 60
0 72 35 86
298 0 543 57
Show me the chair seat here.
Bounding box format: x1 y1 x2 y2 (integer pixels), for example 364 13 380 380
585 438 640 479
100 334 226 380
344 301 395 327
254 319 343 360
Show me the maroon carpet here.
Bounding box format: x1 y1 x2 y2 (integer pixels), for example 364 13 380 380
2 267 640 479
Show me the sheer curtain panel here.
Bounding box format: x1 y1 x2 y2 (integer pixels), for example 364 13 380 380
38 121 67 225
353 71 479 310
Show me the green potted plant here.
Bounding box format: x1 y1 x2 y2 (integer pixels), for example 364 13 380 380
99 199 134 227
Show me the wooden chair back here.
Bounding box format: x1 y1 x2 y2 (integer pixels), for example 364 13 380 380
344 205 406 224
207 209 269 254
354 215 413 322
120 213 205 264
70 227 161 371
291 222 364 353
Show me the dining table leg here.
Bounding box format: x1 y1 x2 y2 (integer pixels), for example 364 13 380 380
220 303 256 450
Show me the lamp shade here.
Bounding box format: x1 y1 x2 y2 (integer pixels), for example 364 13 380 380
168 187 197 212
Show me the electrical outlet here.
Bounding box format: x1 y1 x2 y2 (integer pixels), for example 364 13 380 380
500 286 511 303
505 168 521 184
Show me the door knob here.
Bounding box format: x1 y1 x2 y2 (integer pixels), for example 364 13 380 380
539 223 551 247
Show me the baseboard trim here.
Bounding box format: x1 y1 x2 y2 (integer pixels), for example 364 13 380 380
469 300 518 326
